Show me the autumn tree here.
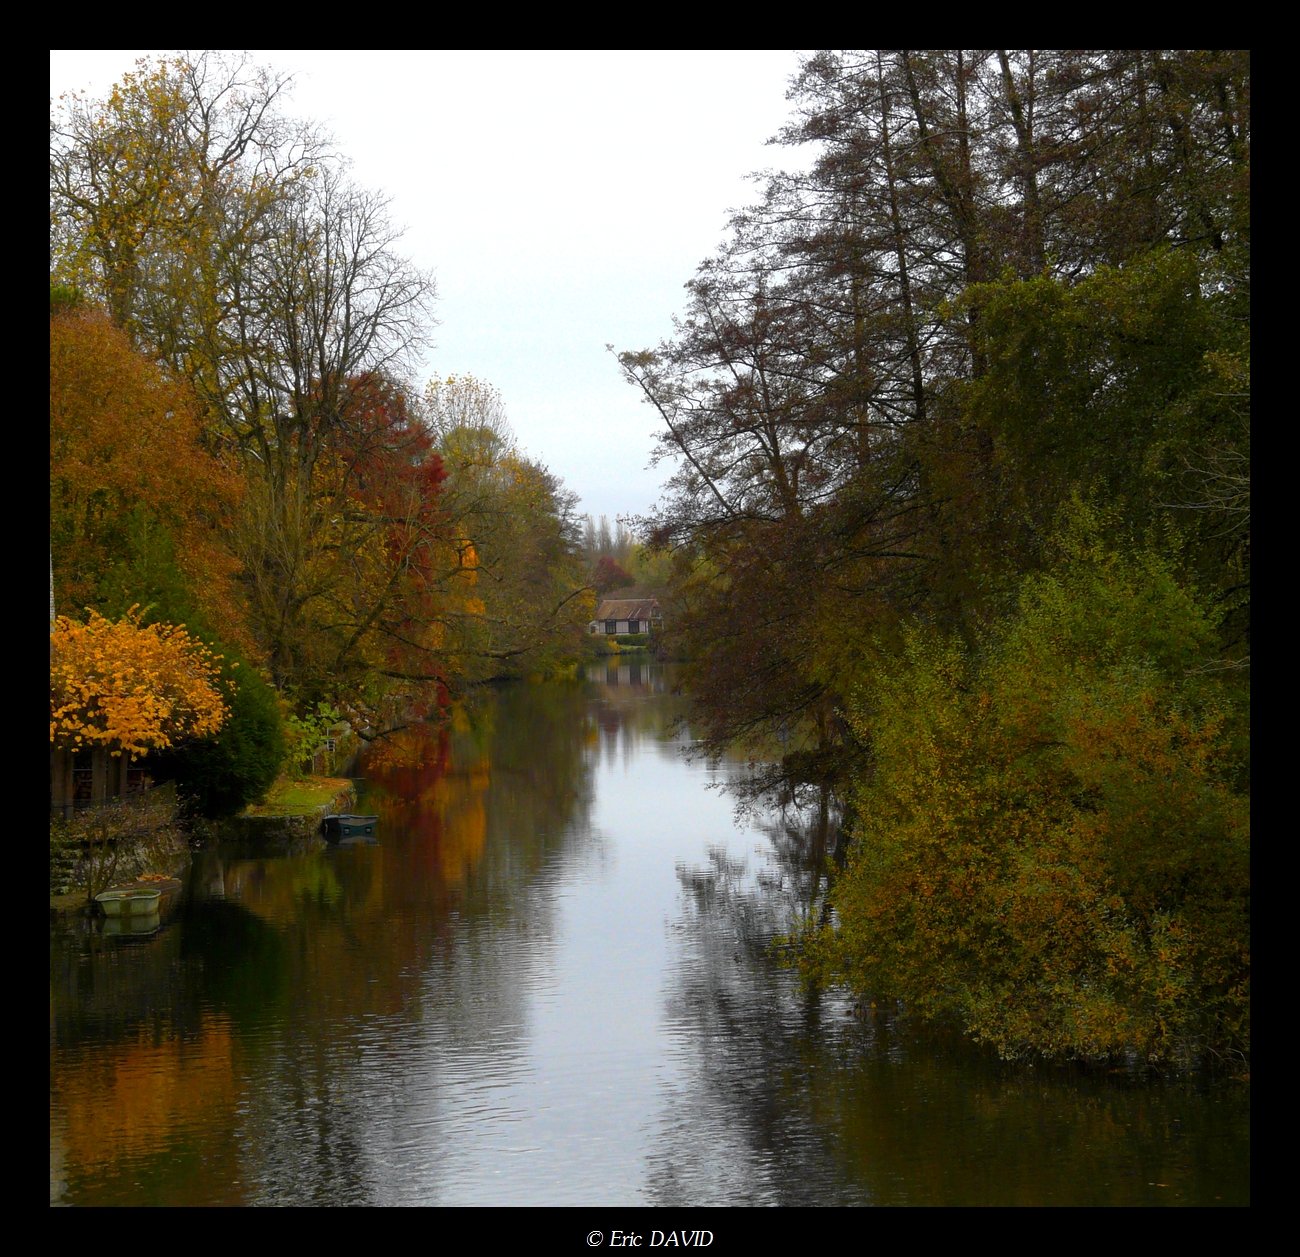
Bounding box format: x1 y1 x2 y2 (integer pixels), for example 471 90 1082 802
193 158 438 714
51 52 322 395
424 374 593 680
51 289 285 818
51 53 436 484
591 556 633 593
617 244 921 795
50 296 246 647
51 608 228 757
473 452 591 676
233 372 453 724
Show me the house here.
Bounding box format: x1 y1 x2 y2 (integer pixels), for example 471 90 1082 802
589 596 663 636
50 747 151 819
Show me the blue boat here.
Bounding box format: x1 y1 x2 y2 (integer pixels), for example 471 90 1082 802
321 813 378 840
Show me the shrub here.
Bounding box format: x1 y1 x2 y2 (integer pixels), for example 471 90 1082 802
816 525 1249 1065
153 654 285 818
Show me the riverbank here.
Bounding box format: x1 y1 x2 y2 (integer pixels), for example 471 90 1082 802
242 775 356 817
50 774 357 918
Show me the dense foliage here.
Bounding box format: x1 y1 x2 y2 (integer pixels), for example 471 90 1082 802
152 647 286 818
50 300 244 647
807 509 1249 1063
623 50 1249 1063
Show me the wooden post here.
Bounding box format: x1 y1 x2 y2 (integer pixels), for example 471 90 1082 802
51 747 74 819
91 747 108 805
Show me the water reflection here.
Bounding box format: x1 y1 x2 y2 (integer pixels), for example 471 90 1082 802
50 664 1248 1206
650 844 1249 1206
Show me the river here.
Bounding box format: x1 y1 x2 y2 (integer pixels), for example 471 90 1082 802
49 661 1249 1206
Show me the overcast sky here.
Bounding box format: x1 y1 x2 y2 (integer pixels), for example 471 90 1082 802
50 49 810 528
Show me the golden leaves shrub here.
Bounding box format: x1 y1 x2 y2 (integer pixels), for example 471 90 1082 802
50 608 229 758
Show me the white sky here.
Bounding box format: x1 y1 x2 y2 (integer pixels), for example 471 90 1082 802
50 49 810 528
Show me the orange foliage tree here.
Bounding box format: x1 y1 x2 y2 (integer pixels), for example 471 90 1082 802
50 608 229 759
50 301 245 646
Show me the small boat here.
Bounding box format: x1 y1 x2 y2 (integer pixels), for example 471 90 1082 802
320 813 378 840
95 888 163 916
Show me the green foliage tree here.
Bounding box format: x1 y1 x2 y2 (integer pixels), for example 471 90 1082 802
153 648 286 818
951 251 1249 638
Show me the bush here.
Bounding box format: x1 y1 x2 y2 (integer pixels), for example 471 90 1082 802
815 523 1249 1065
154 653 285 818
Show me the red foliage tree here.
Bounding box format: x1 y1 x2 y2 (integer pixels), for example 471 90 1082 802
591 555 634 594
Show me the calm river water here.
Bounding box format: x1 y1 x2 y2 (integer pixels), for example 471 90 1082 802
49 662 1249 1206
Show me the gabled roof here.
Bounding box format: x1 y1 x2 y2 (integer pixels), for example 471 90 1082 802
593 597 662 622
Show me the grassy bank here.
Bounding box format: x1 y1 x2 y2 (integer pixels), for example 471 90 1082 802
242 775 355 817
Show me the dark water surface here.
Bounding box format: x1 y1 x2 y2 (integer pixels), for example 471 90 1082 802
50 662 1249 1206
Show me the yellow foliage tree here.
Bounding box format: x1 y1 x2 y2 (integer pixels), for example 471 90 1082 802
51 609 229 760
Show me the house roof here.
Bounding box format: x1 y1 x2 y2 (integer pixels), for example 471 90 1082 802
593 598 662 622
